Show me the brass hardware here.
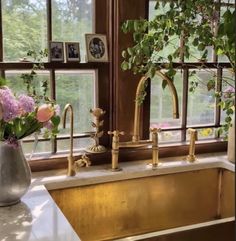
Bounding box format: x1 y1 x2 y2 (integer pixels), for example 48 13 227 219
149 127 162 168
108 130 125 171
49 168 234 241
74 154 91 172
186 128 198 162
87 108 106 153
62 104 76 176
132 71 179 143
108 128 161 171
107 72 178 169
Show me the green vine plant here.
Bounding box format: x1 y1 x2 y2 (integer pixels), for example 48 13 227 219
121 0 235 138
20 49 49 104
19 49 60 140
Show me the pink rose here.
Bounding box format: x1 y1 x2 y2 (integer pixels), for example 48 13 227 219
36 104 54 122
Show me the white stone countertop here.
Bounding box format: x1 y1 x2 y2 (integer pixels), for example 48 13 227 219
0 152 234 241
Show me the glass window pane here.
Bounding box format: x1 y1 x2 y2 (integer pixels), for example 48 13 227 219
150 71 183 129
23 140 52 156
218 6 234 62
158 130 181 143
52 0 94 62
187 70 216 126
198 128 216 140
56 70 96 135
221 69 235 124
2 0 47 61
57 138 93 152
5 70 50 97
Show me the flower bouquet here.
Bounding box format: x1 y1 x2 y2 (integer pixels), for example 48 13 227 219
0 77 60 206
0 81 60 146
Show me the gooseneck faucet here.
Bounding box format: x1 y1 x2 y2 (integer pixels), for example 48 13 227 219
62 104 76 176
186 128 198 162
133 70 179 142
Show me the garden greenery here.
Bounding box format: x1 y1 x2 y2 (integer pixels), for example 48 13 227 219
121 0 235 137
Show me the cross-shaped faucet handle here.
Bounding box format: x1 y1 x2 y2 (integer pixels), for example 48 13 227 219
150 127 161 133
108 130 125 137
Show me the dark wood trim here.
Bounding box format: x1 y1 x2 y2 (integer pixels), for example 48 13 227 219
47 0 52 43
181 68 189 141
94 0 111 147
0 62 231 71
0 62 109 70
29 140 227 172
215 67 222 132
112 0 149 142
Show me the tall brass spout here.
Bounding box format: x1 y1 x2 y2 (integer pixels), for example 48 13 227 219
186 128 198 162
132 70 179 142
62 104 76 176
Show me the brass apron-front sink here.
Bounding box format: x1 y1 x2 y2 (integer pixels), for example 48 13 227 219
49 168 234 241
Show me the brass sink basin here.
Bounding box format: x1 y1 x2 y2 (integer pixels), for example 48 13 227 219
49 167 234 241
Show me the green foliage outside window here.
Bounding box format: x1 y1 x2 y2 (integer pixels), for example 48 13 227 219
121 0 235 137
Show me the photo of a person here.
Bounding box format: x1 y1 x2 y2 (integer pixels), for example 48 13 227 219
85 34 108 62
68 44 79 58
49 42 64 62
89 38 105 59
65 42 80 62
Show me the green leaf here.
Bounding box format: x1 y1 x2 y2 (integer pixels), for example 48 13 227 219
51 116 60 126
121 50 127 58
121 61 129 71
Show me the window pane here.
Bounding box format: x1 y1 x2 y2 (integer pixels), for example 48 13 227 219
187 70 215 126
158 130 181 143
23 140 52 156
56 70 96 135
57 138 93 152
2 0 47 61
5 70 50 97
198 128 216 140
150 71 183 129
52 0 94 62
221 69 235 124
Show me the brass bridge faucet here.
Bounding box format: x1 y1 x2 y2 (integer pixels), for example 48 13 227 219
108 128 161 171
186 128 198 162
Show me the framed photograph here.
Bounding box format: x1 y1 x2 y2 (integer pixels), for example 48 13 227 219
49 41 64 62
65 42 81 62
85 34 108 62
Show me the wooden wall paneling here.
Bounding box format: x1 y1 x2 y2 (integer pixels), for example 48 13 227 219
94 0 112 147
113 0 149 142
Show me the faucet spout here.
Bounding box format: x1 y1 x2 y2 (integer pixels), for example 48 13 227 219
132 70 179 142
62 103 75 176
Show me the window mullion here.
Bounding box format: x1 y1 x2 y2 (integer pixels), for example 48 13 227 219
213 0 221 62
215 67 222 137
181 68 189 141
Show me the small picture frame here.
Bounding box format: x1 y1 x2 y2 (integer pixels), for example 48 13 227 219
49 41 64 62
65 42 81 62
85 34 108 62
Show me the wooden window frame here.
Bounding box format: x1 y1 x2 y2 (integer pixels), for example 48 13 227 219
0 0 229 172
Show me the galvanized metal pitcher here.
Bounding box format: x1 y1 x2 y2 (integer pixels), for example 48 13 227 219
0 141 31 206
